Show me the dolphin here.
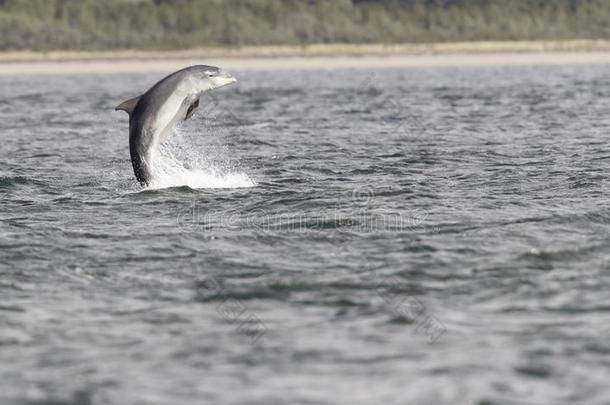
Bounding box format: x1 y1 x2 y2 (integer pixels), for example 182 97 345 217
115 65 236 186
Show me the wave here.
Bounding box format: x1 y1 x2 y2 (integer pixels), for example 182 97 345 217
0 176 34 188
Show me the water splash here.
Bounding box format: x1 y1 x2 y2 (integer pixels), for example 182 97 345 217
146 128 255 190
148 167 255 189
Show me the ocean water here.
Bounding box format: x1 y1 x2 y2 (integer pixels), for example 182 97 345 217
1 64 610 405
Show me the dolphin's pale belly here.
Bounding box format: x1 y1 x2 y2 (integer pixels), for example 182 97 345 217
151 92 190 146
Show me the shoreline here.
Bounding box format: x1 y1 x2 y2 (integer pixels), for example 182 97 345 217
3 40 610 74
5 40 610 61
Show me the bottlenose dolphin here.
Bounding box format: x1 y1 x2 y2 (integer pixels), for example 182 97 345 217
115 65 236 186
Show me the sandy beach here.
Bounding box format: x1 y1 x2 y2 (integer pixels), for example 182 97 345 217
2 41 610 74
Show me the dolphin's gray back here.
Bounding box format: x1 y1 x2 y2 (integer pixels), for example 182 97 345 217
130 67 194 132
135 65 219 119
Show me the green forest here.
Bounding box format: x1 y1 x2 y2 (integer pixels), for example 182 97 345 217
1 0 610 51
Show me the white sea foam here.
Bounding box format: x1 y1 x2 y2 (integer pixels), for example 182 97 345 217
148 166 255 190
145 128 255 190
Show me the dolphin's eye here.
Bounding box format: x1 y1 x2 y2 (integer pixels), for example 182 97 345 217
205 70 218 77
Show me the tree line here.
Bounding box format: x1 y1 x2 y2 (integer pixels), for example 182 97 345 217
1 0 610 50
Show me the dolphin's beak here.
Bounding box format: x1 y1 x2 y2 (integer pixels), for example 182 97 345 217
220 70 237 82
211 70 237 89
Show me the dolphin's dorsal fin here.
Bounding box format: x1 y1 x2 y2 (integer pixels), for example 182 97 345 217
185 99 199 120
115 95 142 116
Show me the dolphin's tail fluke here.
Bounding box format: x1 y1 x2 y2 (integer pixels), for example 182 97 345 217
115 95 142 116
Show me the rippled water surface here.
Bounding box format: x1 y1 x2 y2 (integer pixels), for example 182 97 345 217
2 64 610 404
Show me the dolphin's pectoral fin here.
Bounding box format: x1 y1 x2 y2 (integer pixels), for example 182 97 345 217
115 95 142 116
184 99 199 120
